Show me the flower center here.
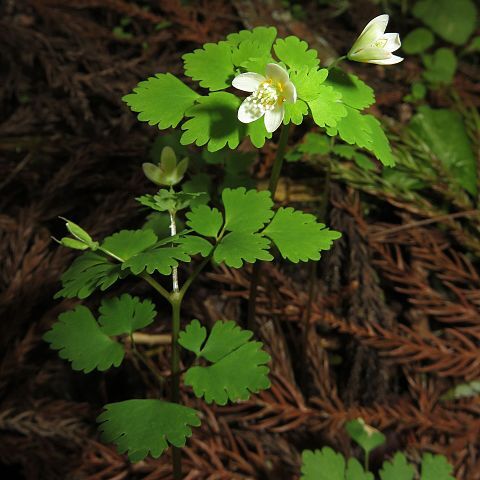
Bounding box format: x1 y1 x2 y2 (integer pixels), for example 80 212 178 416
373 38 387 48
251 81 282 111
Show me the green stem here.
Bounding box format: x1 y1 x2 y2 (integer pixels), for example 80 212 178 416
130 334 164 387
179 252 213 299
328 55 347 70
267 123 291 194
247 123 291 331
365 452 370 472
140 272 172 302
171 297 182 479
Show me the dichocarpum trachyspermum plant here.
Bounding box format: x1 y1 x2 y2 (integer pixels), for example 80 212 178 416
45 15 403 479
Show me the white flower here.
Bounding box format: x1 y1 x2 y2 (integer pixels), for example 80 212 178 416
232 63 297 133
348 14 403 65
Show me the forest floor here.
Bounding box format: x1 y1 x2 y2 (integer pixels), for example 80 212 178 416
1 1 480 479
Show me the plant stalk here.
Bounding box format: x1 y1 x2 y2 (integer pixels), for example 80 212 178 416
247 123 291 331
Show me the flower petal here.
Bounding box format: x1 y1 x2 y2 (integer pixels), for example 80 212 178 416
238 96 265 124
232 72 265 92
348 47 391 63
264 104 284 133
265 63 290 84
382 32 401 53
283 81 297 104
369 54 403 65
349 14 389 54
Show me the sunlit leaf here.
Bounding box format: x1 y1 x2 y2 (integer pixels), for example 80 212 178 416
274 36 319 71
181 92 243 152
183 42 235 91
123 73 199 129
421 453 455 480
308 85 347 128
324 69 375 110
186 205 223 238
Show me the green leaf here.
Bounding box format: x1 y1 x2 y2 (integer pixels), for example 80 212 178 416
182 320 270 405
301 447 346 480
402 28 435 54
102 230 158 261
273 36 319 72
290 67 329 102
183 42 235 91
226 26 277 49
97 399 200 462
246 116 272 148
422 48 457 85
441 379 480 400
231 40 274 74
186 205 223 237
197 320 253 362
308 85 347 128
175 235 212 257
346 458 374 480
345 419 386 456
137 191 200 213
98 294 156 336
328 107 372 150
409 106 477 195
214 231 273 268
413 0 477 45
178 319 207 357
324 69 375 110
363 115 395 167
122 245 191 275
181 92 243 152
123 73 199 129
380 453 415 480
333 145 376 171
284 99 308 125
421 453 455 480
222 187 274 232
44 306 124 373
263 207 341 262
55 252 122 299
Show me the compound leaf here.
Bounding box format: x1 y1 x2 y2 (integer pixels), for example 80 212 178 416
181 92 242 152
324 69 375 110
98 294 156 336
175 235 213 257
301 447 345 480
123 73 199 129
182 320 270 405
97 399 200 462
328 107 372 149
102 230 158 261
308 85 347 128
380 453 415 480
186 205 223 238
263 207 341 262
222 187 274 232
44 306 124 373
273 36 319 71
214 231 273 268
183 42 235 91
421 453 455 480
55 252 122 299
